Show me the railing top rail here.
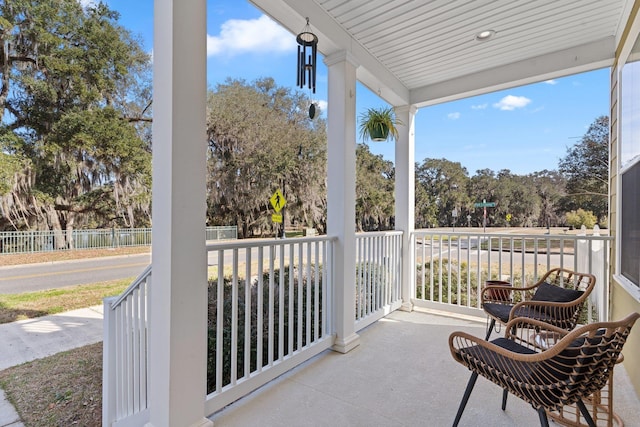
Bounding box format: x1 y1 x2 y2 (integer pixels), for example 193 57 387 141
412 230 612 241
206 235 337 251
110 263 152 309
355 230 403 237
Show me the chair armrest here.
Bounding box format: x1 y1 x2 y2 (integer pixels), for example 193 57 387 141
503 317 570 351
450 317 576 363
507 299 586 326
481 283 539 304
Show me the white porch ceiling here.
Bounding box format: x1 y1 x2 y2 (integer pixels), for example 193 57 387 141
250 0 632 107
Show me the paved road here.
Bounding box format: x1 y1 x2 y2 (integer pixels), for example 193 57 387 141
415 238 571 270
0 254 151 294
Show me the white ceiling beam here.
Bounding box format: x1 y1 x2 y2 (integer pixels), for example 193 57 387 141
410 37 616 107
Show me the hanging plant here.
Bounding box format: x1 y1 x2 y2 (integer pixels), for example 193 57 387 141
358 107 403 142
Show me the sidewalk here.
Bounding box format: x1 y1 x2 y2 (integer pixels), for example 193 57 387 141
0 305 104 426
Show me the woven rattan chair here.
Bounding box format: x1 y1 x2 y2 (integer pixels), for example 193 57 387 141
449 312 639 427
482 268 596 340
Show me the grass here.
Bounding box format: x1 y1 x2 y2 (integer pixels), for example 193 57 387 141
0 343 103 427
0 247 144 427
0 279 131 324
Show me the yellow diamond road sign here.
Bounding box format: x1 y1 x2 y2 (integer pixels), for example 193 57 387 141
270 189 286 212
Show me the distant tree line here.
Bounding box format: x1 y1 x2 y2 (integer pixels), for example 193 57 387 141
0 2 608 242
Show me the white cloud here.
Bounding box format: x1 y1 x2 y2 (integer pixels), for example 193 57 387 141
493 95 531 111
471 103 488 110
448 112 461 120
544 79 558 85
315 100 328 114
207 15 296 57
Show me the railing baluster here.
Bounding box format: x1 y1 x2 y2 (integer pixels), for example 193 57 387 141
305 242 311 347
314 241 320 341
244 247 251 379
268 246 275 366
288 243 294 355
278 244 285 360
447 235 452 304
296 242 302 351
257 247 264 372
410 230 611 319
216 250 224 392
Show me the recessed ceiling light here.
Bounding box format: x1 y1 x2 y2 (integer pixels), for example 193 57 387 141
475 30 496 41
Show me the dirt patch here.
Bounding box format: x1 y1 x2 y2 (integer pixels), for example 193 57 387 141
0 343 103 427
0 246 150 267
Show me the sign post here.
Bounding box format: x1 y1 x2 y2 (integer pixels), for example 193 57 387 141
452 207 458 231
473 199 496 232
270 189 287 238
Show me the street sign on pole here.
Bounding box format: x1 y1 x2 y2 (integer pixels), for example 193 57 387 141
474 199 496 232
270 189 286 212
271 213 282 223
474 200 496 208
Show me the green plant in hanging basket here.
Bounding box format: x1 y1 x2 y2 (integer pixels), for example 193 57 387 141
358 107 403 142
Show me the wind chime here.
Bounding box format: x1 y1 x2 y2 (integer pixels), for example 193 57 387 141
296 17 318 94
296 18 319 119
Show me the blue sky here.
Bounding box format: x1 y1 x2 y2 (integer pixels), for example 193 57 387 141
102 0 610 176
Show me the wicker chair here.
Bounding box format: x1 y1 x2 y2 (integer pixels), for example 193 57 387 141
482 268 596 340
449 312 639 427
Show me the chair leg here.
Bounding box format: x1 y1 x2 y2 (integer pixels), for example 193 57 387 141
453 372 479 427
501 389 508 410
485 318 496 340
537 407 550 427
576 399 596 427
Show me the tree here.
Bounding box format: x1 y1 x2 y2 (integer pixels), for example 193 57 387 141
494 170 539 227
0 0 152 238
416 158 470 227
531 170 566 228
558 116 609 223
355 144 394 231
468 169 498 227
206 78 326 238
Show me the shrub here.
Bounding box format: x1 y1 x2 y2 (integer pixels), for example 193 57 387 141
207 266 323 394
565 209 597 229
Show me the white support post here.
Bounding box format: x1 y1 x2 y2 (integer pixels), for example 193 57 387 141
102 297 116 426
324 51 360 353
149 0 212 426
395 106 417 311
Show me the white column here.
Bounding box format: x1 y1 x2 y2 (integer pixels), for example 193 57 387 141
324 51 360 353
395 106 417 311
149 0 212 426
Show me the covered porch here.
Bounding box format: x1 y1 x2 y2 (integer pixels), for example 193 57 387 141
102 0 640 426
210 309 640 427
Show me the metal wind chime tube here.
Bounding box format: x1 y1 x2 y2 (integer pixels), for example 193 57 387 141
296 17 318 94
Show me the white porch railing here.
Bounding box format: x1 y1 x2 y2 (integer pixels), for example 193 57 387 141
411 229 613 322
355 231 403 331
103 264 151 427
204 236 336 415
103 237 336 426
103 229 614 425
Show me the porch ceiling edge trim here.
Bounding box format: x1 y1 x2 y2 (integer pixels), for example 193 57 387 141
250 0 410 106
410 36 616 108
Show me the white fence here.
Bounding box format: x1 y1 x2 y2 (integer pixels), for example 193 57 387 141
355 231 403 331
103 236 337 426
103 265 151 427
103 228 614 425
411 229 612 322
204 236 336 415
0 226 236 254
